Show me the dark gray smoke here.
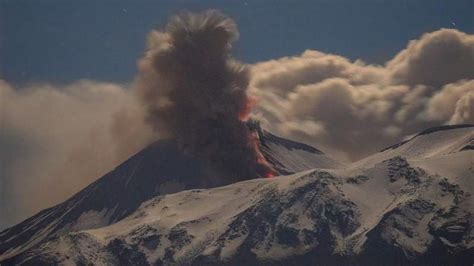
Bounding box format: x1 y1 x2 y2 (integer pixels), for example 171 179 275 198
136 10 274 180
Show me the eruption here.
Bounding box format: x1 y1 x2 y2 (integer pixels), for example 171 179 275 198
136 10 274 180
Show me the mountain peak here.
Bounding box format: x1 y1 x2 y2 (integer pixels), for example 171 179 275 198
1 125 472 265
0 130 338 261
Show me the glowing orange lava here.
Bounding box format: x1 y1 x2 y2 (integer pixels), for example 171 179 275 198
265 172 275 178
250 131 276 178
238 95 275 178
238 96 257 121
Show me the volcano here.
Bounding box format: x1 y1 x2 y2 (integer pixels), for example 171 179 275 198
0 127 340 262
1 125 472 265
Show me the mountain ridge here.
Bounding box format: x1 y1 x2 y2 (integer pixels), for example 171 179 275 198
0 128 340 261
1 125 472 265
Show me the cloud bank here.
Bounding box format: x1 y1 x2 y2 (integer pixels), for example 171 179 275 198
250 29 474 161
0 80 154 228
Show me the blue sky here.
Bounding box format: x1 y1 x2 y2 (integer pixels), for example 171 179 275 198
1 0 472 84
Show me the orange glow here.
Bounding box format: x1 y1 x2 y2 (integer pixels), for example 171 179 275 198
238 96 257 121
265 172 275 178
250 131 276 178
238 95 275 178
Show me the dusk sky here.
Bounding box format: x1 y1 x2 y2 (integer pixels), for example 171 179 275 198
1 0 472 84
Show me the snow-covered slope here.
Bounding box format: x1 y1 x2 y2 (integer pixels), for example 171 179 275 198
259 129 342 173
355 124 474 166
0 128 339 261
3 125 472 265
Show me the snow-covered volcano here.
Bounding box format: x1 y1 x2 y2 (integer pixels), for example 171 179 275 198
0 128 340 262
1 125 472 265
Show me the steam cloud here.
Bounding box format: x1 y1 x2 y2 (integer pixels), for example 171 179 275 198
250 29 474 161
135 10 274 180
0 80 154 229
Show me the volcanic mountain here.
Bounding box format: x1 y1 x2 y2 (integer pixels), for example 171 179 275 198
1 125 473 265
0 127 340 262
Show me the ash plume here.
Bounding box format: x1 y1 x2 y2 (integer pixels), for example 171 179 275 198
136 10 274 179
250 28 474 161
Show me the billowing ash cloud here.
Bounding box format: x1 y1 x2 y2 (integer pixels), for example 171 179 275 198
0 80 154 229
250 29 474 161
135 10 274 180
387 29 474 87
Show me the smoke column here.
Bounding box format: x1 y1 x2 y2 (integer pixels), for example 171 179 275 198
136 10 274 180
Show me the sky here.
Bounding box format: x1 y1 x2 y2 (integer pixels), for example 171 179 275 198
1 1 473 230
1 0 472 84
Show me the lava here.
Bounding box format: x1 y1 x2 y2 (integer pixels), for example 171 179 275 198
250 131 276 178
238 96 257 122
239 95 275 178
